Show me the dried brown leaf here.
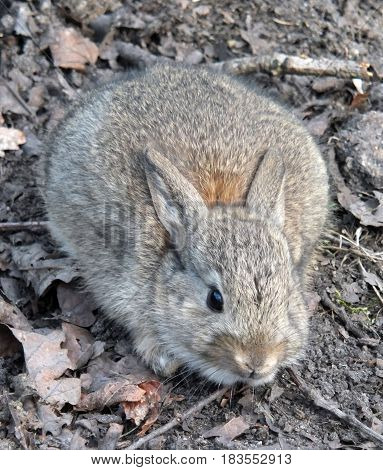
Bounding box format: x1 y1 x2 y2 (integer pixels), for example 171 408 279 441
37 404 72 437
122 380 162 434
11 244 78 297
203 416 250 444
62 322 95 369
10 328 81 406
328 148 383 227
350 92 369 109
0 127 26 157
86 353 155 392
0 297 32 331
338 187 383 227
11 329 70 379
38 377 81 406
76 381 145 411
50 28 99 71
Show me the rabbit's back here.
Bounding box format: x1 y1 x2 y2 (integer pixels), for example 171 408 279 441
44 64 327 277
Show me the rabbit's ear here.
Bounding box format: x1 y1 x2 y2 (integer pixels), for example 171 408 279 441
144 148 207 247
246 150 285 228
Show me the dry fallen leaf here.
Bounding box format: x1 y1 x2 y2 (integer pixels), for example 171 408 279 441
337 186 383 227
122 380 162 435
10 328 81 406
0 297 32 331
203 416 250 444
50 27 99 71
62 322 95 369
85 353 155 392
0 296 31 357
76 381 146 411
11 243 78 297
77 352 163 432
37 403 72 437
328 148 383 227
0 127 26 157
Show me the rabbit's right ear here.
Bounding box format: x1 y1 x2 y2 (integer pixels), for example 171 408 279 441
246 150 285 229
143 148 207 249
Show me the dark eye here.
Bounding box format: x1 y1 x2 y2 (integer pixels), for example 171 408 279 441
207 288 224 312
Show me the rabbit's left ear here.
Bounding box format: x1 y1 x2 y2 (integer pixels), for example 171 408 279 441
246 150 285 229
143 148 207 249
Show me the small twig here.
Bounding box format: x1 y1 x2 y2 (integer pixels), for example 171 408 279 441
287 367 383 448
0 221 49 232
122 387 229 450
325 232 352 247
320 244 375 263
323 231 383 265
211 53 380 81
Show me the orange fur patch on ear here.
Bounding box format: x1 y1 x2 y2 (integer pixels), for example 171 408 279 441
195 170 246 207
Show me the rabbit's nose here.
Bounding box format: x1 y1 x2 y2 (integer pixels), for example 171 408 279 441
239 354 279 378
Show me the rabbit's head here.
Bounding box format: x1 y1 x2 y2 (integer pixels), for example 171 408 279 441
144 148 308 386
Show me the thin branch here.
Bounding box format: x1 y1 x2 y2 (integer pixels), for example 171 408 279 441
113 44 380 81
211 53 379 81
122 387 229 450
323 231 383 266
0 221 49 232
320 244 375 263
287 367 383 448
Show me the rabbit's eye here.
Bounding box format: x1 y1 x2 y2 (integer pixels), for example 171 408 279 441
207 288 224 312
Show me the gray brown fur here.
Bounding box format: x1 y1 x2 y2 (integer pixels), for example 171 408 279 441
43 64 328 386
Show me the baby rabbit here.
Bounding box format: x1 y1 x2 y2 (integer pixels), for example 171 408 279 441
43 64 328 386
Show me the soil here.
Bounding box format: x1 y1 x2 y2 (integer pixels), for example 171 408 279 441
0 0 382 450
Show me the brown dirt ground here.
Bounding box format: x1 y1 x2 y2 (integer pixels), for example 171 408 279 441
0 0 382 450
